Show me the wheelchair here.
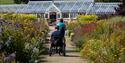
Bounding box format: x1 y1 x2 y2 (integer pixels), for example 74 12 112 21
49 36 66 56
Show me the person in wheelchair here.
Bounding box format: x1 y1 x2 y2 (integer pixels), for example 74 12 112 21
49 26 66 56
50 26 61 48
56 18 66 48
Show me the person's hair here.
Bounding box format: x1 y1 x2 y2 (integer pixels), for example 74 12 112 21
60 18 64 22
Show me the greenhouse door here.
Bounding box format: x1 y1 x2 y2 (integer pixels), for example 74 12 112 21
49 12 57 24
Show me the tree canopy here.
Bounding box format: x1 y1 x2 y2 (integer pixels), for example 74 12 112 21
14 0 29 4
115 0 125 16
95 0 121 2
13 0 121 4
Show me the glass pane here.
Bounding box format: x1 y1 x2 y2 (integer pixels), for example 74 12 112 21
57 14 60 18
62 13 69 18
45 14 48 18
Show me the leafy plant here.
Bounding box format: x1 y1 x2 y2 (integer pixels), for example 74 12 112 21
77 14 98 24
80 17 125 63
0 14 48 63
115 0 125 16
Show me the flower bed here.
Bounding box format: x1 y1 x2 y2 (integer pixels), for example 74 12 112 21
80 17 125 63
68 16 125 63
77 14 98 24
67 15 98 49
0 14 49 63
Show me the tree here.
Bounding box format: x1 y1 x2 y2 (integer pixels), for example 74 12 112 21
95 0 120 2
115 0 125 16
14 0 29 4
21 0 29 4
14 0 21 4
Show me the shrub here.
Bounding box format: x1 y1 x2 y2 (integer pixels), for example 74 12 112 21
77 14 98 24
80 17 125 63
67 15 98 49
67 21 80 31
0 14 48 63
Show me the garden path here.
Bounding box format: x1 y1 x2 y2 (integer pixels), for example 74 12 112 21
40 26 87 63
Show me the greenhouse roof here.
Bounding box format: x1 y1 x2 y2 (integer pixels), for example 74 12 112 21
0 1 121 14
0 4 26 13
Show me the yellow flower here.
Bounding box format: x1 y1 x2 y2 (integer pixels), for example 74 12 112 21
120 47 125 52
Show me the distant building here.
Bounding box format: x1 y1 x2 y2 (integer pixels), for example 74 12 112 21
30 0 83 1
0 0 120 22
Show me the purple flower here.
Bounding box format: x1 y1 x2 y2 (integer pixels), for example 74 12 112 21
4 53 16 62
15 24 19 28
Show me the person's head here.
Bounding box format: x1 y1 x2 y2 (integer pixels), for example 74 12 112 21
60 18 64 23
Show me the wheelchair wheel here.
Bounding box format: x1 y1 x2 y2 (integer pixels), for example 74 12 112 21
58 47 62 56
49 48 52 56
49 52 52 56
58 46 66 56
49 46 57 56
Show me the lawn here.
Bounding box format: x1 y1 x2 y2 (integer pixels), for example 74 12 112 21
0 0 15 4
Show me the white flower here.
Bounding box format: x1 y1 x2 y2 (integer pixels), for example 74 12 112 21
35 60 38 63
33 47 39 53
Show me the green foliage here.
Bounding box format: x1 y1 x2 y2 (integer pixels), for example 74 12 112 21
115 0 125 16
80 17 125 63
21 0 29 4
14 0 21 4
67 21 80 31
67 15 98 49
0 14 48 63
0 0 14 4
13 0 29 4
0 0 29 4
68 15 125 63
77 14 98 24
95 0 120 2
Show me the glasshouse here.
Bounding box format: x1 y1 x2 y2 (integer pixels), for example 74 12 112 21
0 0 120 21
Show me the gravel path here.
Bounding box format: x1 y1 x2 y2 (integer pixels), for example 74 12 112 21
40 26 87 63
